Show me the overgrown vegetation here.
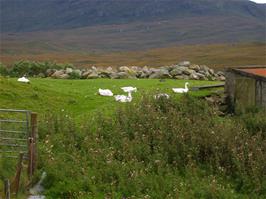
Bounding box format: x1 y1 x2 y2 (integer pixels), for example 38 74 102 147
0 77 265 198
34 95 266 198
0 61 73 77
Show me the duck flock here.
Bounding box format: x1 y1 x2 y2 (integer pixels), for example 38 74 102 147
98 83 189 103
17 76 189 103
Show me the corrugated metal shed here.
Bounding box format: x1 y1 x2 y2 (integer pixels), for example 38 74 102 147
225 67 266 113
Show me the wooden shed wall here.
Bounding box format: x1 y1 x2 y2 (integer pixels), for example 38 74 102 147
256 80 266 108
234 75 256 112
225 71 266 112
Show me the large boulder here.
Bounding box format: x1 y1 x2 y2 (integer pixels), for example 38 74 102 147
87 71 99 79
46 69 56 77
139 72 149 78
81 70 92 79
217 71 225 76
200 65 210 73
99 67 114 78
51 70 65 78
182 68 194 76
119 66 130 72
170 68 183 76
91 66 98 71
65 67 73 74
110 72 119 79
189 64 200 72
131 66 143 78
217 75 226 81
59 74 70 79
189 72 199 80
166 65 177 72
149 69 171 79
173 75 185 80
141 66 152 77
208 68 214 75
195 72 207 80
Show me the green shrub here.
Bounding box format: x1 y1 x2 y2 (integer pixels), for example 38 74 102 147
239 111 266 138
37 95 266 198
9 60 71 77
68 71 81 79
10 60 31 76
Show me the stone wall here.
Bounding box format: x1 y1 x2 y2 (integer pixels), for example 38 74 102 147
45 61 225 81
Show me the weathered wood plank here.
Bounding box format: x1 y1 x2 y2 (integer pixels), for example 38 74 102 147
235 76 256 112
191 83 225 91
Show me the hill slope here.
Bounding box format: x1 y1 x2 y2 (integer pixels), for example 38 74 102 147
1 0 265 32
0 0 265 62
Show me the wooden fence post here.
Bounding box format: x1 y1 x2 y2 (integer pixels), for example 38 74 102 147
28 112 37 180
11 152 24 196
4 179 10 199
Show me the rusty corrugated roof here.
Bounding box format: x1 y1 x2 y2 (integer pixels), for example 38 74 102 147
239 68 266 77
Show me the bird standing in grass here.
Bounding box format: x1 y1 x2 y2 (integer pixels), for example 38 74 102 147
98 89 113 96
114 91 133 103
17 76 30 83
121 86 137 93
172 82 189 93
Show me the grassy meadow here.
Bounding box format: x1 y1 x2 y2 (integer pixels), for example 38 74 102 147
0 77 266 198
1 1 265 198
0 77 221 116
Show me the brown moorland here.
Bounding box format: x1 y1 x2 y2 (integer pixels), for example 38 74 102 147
1 43 265 70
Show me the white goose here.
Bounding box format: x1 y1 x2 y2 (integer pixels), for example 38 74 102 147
121 86 137 93
154 93 170 99
17 76 30 83
172 82 189 93
98 89 113 96
114 91 133 103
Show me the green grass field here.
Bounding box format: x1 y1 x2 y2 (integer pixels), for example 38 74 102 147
0 77 221 116
1 77 265 199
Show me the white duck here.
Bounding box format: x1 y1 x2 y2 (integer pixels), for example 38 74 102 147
154 93 170 99
121 86 137 93
114 91 133 103
98 89 113 96
17 76 30 83
172 82 189 93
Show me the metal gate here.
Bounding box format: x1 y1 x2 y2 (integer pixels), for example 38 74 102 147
0 109 37 178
